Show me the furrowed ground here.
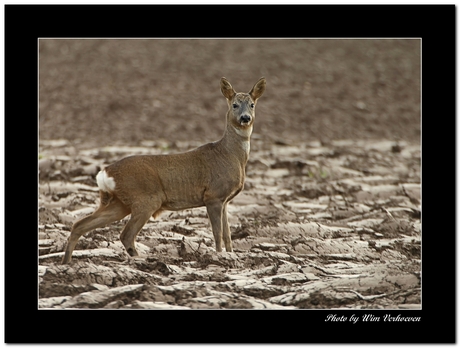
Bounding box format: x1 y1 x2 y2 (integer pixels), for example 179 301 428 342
39 39 420 309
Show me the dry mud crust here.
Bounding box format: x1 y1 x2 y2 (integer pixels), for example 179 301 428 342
39 139 420 309
39 39 420 309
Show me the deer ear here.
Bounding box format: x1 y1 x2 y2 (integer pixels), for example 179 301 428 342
221 77 235 100
249 77 266 101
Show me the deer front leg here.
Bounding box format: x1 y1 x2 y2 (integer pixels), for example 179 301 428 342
205 200 224 252
222 203 233 252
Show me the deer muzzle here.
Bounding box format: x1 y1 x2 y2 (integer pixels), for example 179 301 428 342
239 115 251 125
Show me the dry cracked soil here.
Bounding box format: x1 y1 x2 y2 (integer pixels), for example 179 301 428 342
39 39 421 310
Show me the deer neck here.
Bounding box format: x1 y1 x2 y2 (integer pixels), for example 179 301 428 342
218 122 252 164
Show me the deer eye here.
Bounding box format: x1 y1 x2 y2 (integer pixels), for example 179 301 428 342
232 103 238 109
250 103 255 108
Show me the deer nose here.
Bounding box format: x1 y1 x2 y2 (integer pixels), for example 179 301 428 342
240 115 251 124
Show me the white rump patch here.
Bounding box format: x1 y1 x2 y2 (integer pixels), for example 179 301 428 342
96 170 116 192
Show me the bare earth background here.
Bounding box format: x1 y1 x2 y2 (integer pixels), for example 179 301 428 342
39 39 421 309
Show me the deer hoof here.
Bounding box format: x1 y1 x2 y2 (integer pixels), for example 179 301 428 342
126 248 139 257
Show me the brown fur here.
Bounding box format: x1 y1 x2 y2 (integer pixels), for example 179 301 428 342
62 77 266 264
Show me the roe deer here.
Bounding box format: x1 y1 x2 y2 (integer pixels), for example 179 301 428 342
62 77 266 264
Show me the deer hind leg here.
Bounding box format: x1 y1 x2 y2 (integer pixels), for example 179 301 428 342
222 203 233 252
120 202 160 257
62 194 130 264
205 200 224 252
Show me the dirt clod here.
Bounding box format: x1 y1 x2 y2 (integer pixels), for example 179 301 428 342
39 39 420 309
